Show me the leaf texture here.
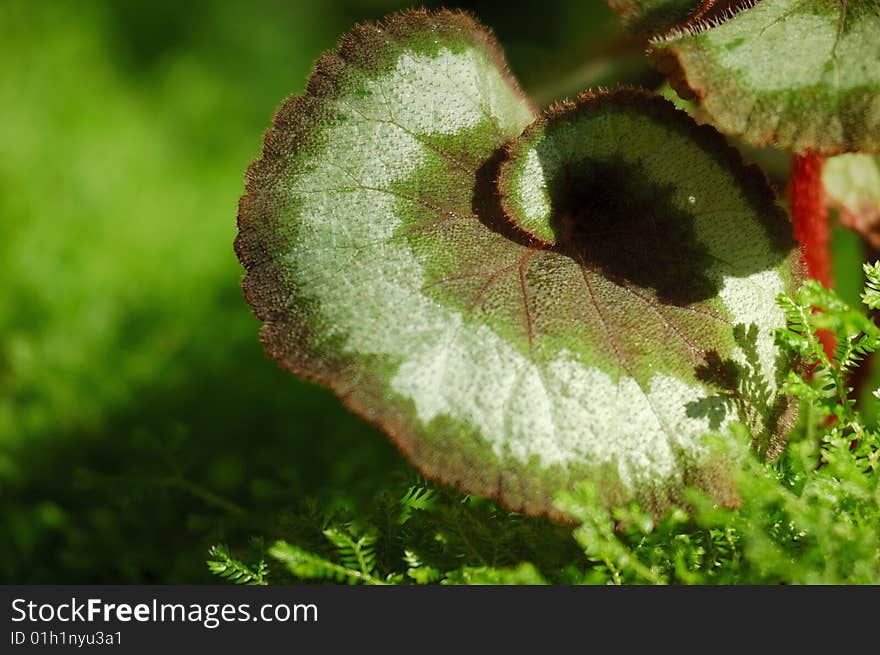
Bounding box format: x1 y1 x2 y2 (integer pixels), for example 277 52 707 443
653 0 880 154
236 9 801 518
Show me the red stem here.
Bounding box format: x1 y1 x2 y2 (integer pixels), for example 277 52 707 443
788 152 835 357
789 152 832 287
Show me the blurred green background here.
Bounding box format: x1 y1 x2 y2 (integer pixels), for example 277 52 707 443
0 0 868 583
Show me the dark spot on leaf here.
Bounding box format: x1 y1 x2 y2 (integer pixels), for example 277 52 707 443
548 156 719 305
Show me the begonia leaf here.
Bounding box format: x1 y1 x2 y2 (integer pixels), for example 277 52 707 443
653 0 880 154
236 10 801 517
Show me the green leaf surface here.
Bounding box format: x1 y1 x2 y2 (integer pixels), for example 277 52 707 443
824 153 880 246
653 0 880 154
442 563 548 585
237 9 801 518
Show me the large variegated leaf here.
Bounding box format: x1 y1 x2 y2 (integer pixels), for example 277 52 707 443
652 0 880 154
236 9 801 518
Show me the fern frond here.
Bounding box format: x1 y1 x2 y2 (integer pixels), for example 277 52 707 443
775 268 880 437
861 262 880 310
269 540 387 585
798 279 851 315
399 485 436 524
323 527 378 578
206 544 269 586
403 550 442 584
442 563 548 585
776 293 825 364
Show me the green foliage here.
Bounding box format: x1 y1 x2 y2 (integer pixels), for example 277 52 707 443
777 269 880 435
861 261 880 310
6 0 880 587
443 563 547 585
210 268 880 585
206 540 269 586
558 270 880 584
270 538 390 586
207 480 584 585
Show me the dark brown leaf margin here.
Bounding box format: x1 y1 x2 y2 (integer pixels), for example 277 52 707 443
608 0 756 36
676 0 759 33
607 0 701 34
648 1 760 103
